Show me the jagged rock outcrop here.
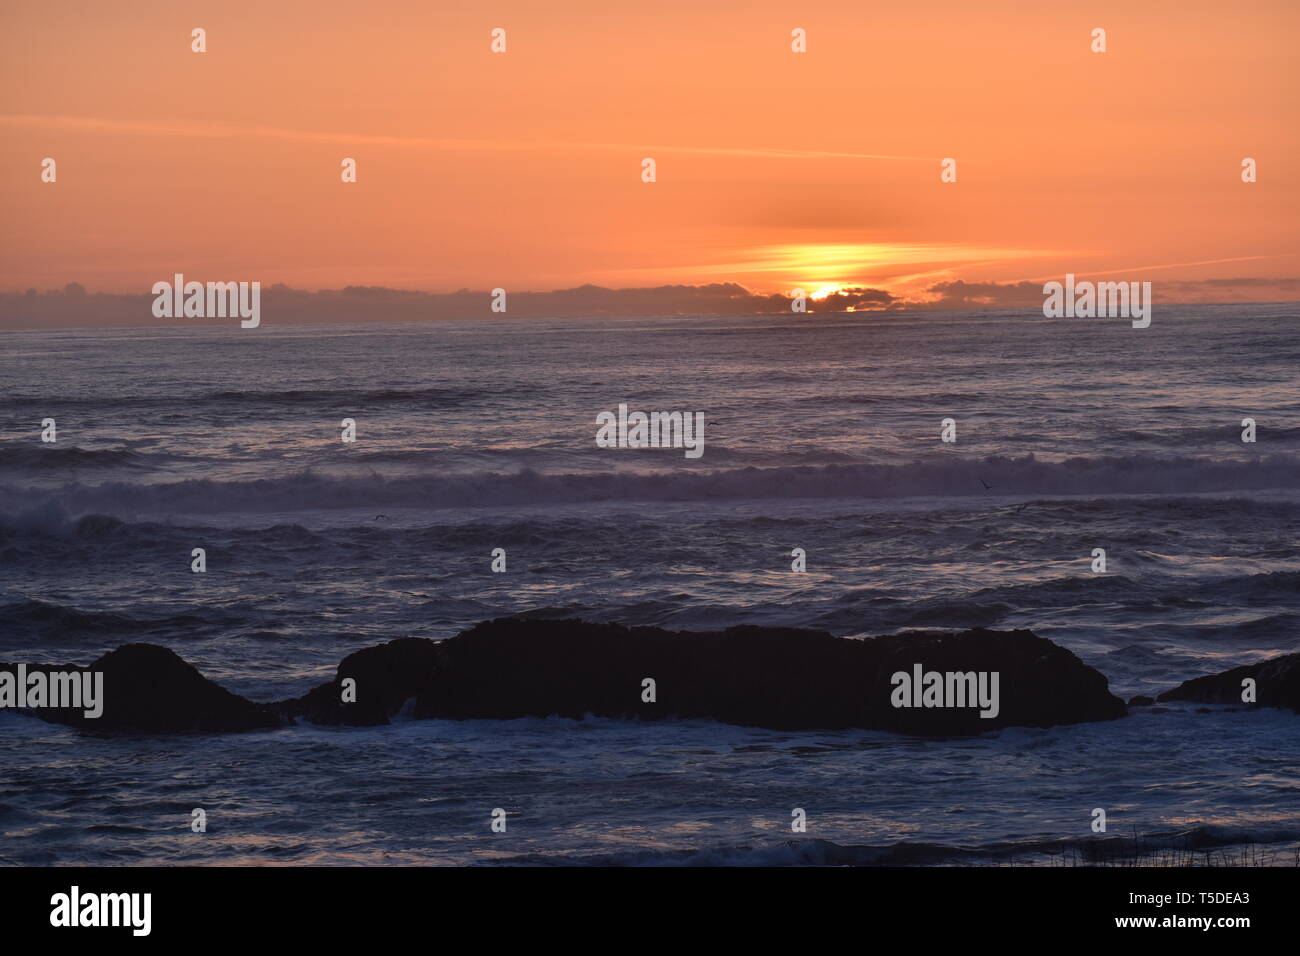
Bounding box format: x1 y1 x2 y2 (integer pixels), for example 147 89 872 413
0 643 283 733
282 636 441 727
3 619 1133 735
1157 652 1300 713
278 618 1127 734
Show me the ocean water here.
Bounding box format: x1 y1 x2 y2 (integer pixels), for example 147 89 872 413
2 304 1299 866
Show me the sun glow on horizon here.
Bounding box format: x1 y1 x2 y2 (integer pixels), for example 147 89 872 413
809 284 844 300
603 242 1069 296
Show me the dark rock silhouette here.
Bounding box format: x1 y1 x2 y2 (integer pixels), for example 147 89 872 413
5 619 1139 735
1 643 284 733
285 637 441 727
279 618 1127 734
1157 652 1300 713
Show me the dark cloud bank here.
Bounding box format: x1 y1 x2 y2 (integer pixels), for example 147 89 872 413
2 278 1296 329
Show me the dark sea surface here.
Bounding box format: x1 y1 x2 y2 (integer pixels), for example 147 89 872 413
2 305 1298 865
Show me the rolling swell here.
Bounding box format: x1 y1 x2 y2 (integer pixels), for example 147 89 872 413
0 444 162 471
0 598 241 644
4 453 1299 514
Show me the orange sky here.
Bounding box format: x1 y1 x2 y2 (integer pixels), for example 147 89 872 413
2 0 1297 302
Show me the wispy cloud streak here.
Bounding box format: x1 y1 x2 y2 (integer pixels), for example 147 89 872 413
0 114 934 161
